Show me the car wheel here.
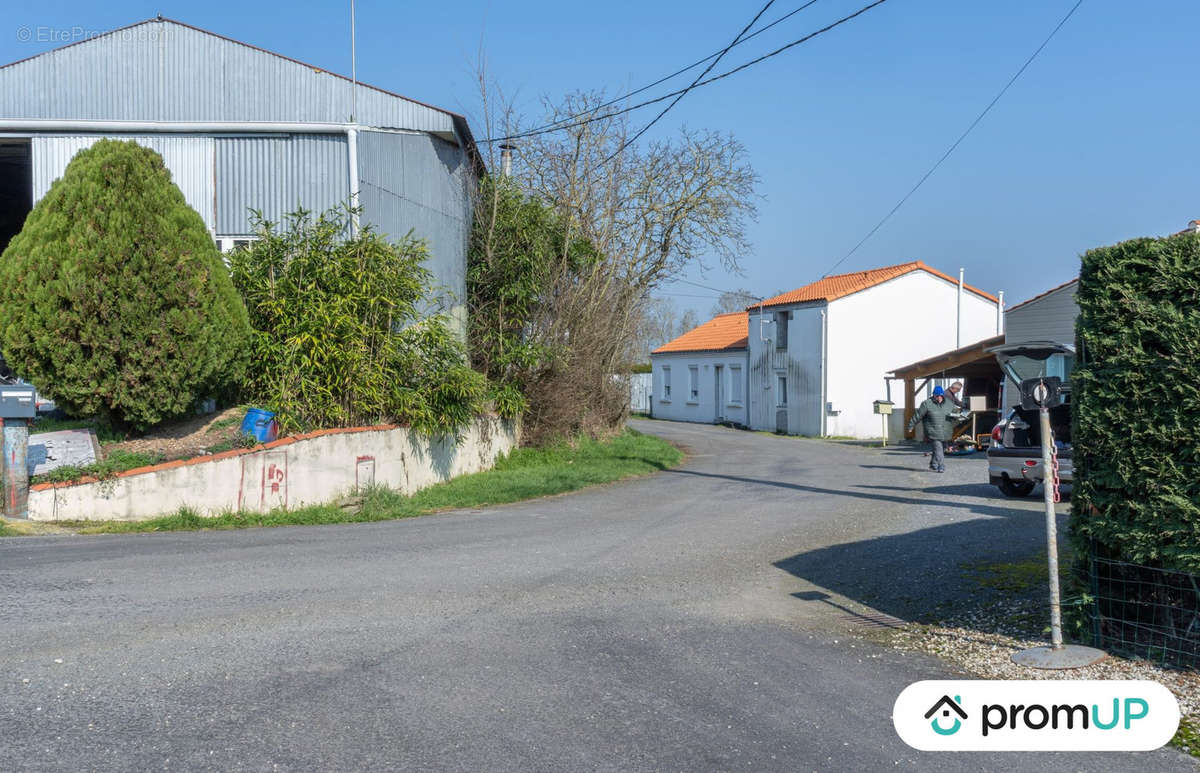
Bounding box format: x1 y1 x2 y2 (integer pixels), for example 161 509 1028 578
997 476 1036 498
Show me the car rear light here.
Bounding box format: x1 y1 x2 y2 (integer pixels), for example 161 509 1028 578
1024 460 1037 466
991 423 1004 444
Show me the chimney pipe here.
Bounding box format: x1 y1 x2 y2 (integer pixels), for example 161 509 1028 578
997 290 1004 336
499 144 516 177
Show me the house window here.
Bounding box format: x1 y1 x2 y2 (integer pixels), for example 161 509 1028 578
775 310 789 350
662 367 671 400
688 366 699 402
729 365 743 403
776 374 788 407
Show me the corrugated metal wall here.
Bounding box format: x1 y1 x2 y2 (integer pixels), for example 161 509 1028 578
0 21 457 133
216 134 348 235
32 135 215 230
357 130 472 329
1004 284 1078 346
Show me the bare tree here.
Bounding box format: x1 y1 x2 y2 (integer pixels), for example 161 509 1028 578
469 85 759 441
710 288 758 316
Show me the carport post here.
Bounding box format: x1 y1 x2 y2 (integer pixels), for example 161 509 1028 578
903 378 915 439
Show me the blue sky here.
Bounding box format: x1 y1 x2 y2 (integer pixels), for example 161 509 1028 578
5 0 1198 316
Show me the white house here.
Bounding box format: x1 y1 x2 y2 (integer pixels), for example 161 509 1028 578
747 261 1000 438
649 262 1001 438
650 312 750 426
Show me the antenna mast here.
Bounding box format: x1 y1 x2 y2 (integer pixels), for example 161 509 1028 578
350 0 358 123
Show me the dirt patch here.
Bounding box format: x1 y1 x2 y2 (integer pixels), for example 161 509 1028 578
104 406 250 461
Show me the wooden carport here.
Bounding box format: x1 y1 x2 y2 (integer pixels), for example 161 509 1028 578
887 334 1005 439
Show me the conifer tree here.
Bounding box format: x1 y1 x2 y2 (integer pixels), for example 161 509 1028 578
0 139 250 430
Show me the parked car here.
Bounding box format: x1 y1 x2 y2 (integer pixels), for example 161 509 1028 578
986 341 1074 498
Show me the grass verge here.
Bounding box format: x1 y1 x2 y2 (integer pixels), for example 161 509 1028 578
56 428 683 535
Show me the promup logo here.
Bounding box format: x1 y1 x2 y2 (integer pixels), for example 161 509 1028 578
894 680 1180 751
924 695 967 735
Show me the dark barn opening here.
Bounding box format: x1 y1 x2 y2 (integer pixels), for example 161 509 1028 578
0 140 33 254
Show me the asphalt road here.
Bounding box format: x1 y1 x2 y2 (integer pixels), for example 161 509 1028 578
1 420 1192 771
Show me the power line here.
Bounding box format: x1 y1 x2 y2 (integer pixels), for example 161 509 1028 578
598 0 779 168
481 0 889 146
669 277 765 300
821 0 1085 278
485 0 823 146
656 291 728 300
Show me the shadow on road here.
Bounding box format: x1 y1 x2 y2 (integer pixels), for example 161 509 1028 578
771 512 1063 624
858 482 999 498
661 468 1028 521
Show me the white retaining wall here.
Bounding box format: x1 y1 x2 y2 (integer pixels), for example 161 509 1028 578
29 415 518 522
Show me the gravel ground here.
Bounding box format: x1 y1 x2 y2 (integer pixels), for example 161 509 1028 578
880 560 1200 756
888 624 1200 719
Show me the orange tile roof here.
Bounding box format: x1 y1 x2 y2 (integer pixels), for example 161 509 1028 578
752 261 998 309
653 312 748 354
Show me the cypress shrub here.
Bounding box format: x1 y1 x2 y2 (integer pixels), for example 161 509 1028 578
1071 232 1200 570
0 139 250 430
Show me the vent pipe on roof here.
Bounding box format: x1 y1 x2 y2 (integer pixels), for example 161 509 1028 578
997 290 1005 336
499 144 516 177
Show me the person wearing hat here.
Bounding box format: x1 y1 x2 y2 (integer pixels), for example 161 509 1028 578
907 385 958 472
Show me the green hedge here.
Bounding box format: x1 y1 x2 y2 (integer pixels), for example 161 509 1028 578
1071 232 1200 570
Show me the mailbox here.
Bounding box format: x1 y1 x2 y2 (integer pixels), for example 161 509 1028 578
0 385 36 419
873 399 894 415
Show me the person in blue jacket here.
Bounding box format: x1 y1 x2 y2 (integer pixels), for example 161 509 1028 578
907 385 958 473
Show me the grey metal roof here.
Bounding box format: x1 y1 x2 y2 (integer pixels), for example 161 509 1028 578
0 17 475 145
